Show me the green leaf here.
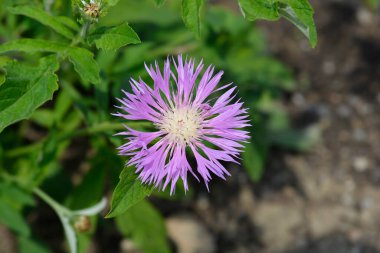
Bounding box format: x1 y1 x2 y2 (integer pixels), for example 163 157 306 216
116 200 170 253
181 0 204 37
108 0 122 6
0 181 35 208
0 73 5 86
238 0 317 47
67 47 101 85
0 198 30 236
8 5 74 39
365 0 380 10
54 89 73 125
269 126 320 151
87 23 141 51
238 0 280 20
57 16 80 31
0 56 59 133
66 155 106 210
0 39 101 85
31 109 55 128
19 237 52 253
153 0 166 7
278 0 317 47
0 39 68 54
243 142 267 182
106 167 154 218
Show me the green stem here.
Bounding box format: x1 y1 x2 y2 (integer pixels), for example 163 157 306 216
71 21 90 47
33 187 71 216
5 142 43 157
57 121 152 140
43 0 54 13
80 21 90 39
5 121 152 158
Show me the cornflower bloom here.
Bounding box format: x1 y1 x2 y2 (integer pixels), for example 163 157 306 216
114 56 250 194
80 0 102 21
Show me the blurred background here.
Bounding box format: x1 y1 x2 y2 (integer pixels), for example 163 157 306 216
0 0 380 252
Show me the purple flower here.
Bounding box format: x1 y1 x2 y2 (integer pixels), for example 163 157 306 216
114 56 250 194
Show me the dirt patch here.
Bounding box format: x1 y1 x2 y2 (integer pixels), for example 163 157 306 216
165 1 380 253
203 1 380 252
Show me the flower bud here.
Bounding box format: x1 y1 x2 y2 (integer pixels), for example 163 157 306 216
74 215 92 233
80 0 102 21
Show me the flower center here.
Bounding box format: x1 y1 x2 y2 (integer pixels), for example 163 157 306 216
158 107 201 146
83 2 101 18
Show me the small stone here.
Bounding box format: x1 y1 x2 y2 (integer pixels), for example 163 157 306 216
353 156 369 172
315 104 331 118
348 229 363 242
166 215 215 253
239 186 255 212
357 8 373 25
252 201 304 251
341 193 355 207
336 105 351 118
196 194 210 211
120 239 140 253
322 60 336 75
353 128 367 142
359 197 373 210
292 93 306 107
344 179 356 192
0 225 17 253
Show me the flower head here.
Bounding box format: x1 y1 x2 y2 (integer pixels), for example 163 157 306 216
79 0 103 21
114 56 250 194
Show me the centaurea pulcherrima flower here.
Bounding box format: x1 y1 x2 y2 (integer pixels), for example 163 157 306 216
114 56 250 194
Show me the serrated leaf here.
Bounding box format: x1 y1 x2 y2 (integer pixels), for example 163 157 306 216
238 0 317 47
116 200 170 253
87 23 141 51
0 39 101 85
67 47 101 84
0 198 30 236
0 56 59 133
106 167 154 218
181 0 203 37
8 5 74 39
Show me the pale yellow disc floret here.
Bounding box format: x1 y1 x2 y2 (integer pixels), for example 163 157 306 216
157 106 202 146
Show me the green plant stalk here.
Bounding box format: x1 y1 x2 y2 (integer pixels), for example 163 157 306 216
33 187 71 216
71 21 91 46
5 121 152 157
43 0 55 13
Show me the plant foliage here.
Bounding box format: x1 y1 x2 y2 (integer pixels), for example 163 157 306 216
0 0 318 252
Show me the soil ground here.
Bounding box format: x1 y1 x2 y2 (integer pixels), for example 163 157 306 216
184 1 380 252
163 1 380 253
